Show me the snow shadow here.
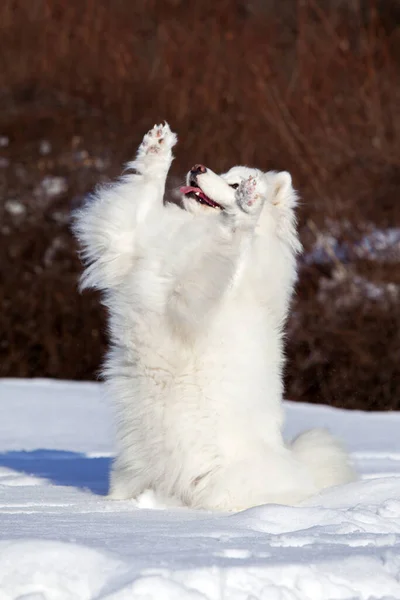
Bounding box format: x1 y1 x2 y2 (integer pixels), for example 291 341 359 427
0 450 110 495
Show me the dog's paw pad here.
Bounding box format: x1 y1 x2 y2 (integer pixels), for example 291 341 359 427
236 175 264 214
140 122 177 156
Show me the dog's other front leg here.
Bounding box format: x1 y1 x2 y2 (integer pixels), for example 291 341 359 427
73 122 177 291
167 175 265 338
254 171 301 323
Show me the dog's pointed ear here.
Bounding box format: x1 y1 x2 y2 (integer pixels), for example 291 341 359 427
271 171 293 206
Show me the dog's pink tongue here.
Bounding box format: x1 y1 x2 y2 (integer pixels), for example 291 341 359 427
180 185 201 195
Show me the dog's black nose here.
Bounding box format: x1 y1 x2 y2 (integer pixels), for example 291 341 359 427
190 164 207 176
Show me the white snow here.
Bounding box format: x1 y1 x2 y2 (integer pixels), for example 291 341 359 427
35 176 67 198
4 200 26 217
304 223 400 266
356 227 400 262
0 378 400 600
39 140 52 156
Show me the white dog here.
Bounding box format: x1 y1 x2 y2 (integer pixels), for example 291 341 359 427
74 123 355 511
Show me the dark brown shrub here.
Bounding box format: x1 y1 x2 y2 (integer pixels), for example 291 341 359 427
0 0 399 409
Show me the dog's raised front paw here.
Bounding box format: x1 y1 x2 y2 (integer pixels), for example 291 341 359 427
139 122 177 157
236 175 265 216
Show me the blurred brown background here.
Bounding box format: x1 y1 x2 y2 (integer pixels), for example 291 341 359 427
0 0 399 409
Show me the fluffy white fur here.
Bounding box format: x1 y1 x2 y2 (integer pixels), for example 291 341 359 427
74 123 356 511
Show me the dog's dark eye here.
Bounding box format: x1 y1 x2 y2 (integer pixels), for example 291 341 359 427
229 183 239 189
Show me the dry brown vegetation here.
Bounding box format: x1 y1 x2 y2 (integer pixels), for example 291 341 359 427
0 0 399 409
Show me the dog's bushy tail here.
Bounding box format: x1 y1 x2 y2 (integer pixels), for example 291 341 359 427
290 428 357 491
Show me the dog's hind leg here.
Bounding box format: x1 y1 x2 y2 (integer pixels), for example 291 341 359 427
73 122 177 291
108 462 148 501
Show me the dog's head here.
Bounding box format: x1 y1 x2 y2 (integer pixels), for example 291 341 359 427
180 164 262 214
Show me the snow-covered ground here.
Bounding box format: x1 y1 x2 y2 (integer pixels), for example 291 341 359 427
1 379 400 600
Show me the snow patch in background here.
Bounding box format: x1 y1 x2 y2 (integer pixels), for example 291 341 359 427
35 176 68 198
304 223 400 266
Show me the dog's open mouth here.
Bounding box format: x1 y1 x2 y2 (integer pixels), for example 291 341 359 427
180 183 223 209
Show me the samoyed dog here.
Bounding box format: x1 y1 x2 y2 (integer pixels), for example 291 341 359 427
74 122 355 511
